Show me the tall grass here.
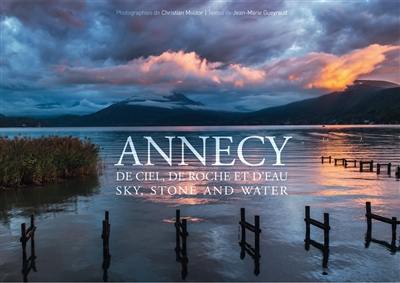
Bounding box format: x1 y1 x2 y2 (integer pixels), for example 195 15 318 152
0 136 100 188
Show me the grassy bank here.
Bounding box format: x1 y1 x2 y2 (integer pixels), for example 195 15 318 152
0 136 100 188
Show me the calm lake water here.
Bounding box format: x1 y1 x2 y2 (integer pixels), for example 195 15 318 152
0 125 399 282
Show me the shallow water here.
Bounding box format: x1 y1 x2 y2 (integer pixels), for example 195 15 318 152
0 125 399 282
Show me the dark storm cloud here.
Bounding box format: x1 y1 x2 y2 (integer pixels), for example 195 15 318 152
0 0 399 116
87 0 294 64
1 0 86 42
309 0 400 54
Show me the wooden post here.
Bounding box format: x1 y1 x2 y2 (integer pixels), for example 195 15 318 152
369 160 373 172
182 219 188 263
305 206 310 250
360 161 363 172
334 159 337 166
322 248 329 269
102 211 110 263
321 156 332 164
396 166 400 179
240 208 246 247
366 202 372 232
175 209 181 260
106 211 110 240
392 217 397 245
102 220 107 253
105 211 109 224
255 215 260 259
323 213 329 250
20 223 27 264
101 211 111 282
387 163 391 175
377 163 381 174
30 215 35 259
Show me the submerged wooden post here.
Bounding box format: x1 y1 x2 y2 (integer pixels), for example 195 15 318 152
304 206 330 267
396 166 400 179
369 160 373 172
175 209 181 260
240 208 246 248
388 163 392 175
392 217 397 245
20 222 28 282
322 248 329 269
101 211 111 282
20 223 27 264
255 215 260 259
20 215 37 281
182 219 188 262
321 156 332 164
30 216 36 260
101 210 110 242
105 211 109 223
366 202 372 232
377 163 381 174
305 206 310 250
323 213 330 250
344 159 356 168
238 209 262 275
101 211 110 259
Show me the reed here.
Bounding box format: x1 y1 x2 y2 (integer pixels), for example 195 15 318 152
0 136 100 188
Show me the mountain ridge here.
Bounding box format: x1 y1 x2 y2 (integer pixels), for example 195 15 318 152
0 80 399 127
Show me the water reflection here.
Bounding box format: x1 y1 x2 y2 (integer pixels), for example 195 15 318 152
101 211 111 282
174 209 189 280
20 215 37 282
0 176 100 224
365 229 400 254
238 208 261 276
304 207 330 272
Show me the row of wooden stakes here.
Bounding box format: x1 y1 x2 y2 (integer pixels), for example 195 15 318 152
321 156 400 178
18 201 399 281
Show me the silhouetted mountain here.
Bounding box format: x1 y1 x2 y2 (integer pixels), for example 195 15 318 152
246 83 400 124
166 92 203 106
0 116 42 127
0 81 399 126
62 104 238 126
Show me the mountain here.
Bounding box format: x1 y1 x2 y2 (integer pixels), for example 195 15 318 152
245 82 400 124
67 104 242 126
121 92 204 109
0 80 399 126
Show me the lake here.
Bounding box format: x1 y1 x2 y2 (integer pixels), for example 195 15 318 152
0 125 399 282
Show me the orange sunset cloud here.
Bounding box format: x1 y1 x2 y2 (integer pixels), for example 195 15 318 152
306 44 399 91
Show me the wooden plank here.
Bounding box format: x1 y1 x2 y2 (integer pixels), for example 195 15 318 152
240 221 256 232
371 213 395 224
309 218 327 230
309 239 324 250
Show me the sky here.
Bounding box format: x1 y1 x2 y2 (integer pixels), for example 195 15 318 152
0 0 399 116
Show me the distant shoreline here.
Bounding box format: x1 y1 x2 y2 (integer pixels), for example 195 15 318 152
1 124 400 131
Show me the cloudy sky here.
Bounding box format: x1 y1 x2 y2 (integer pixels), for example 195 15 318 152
1 0 399 116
